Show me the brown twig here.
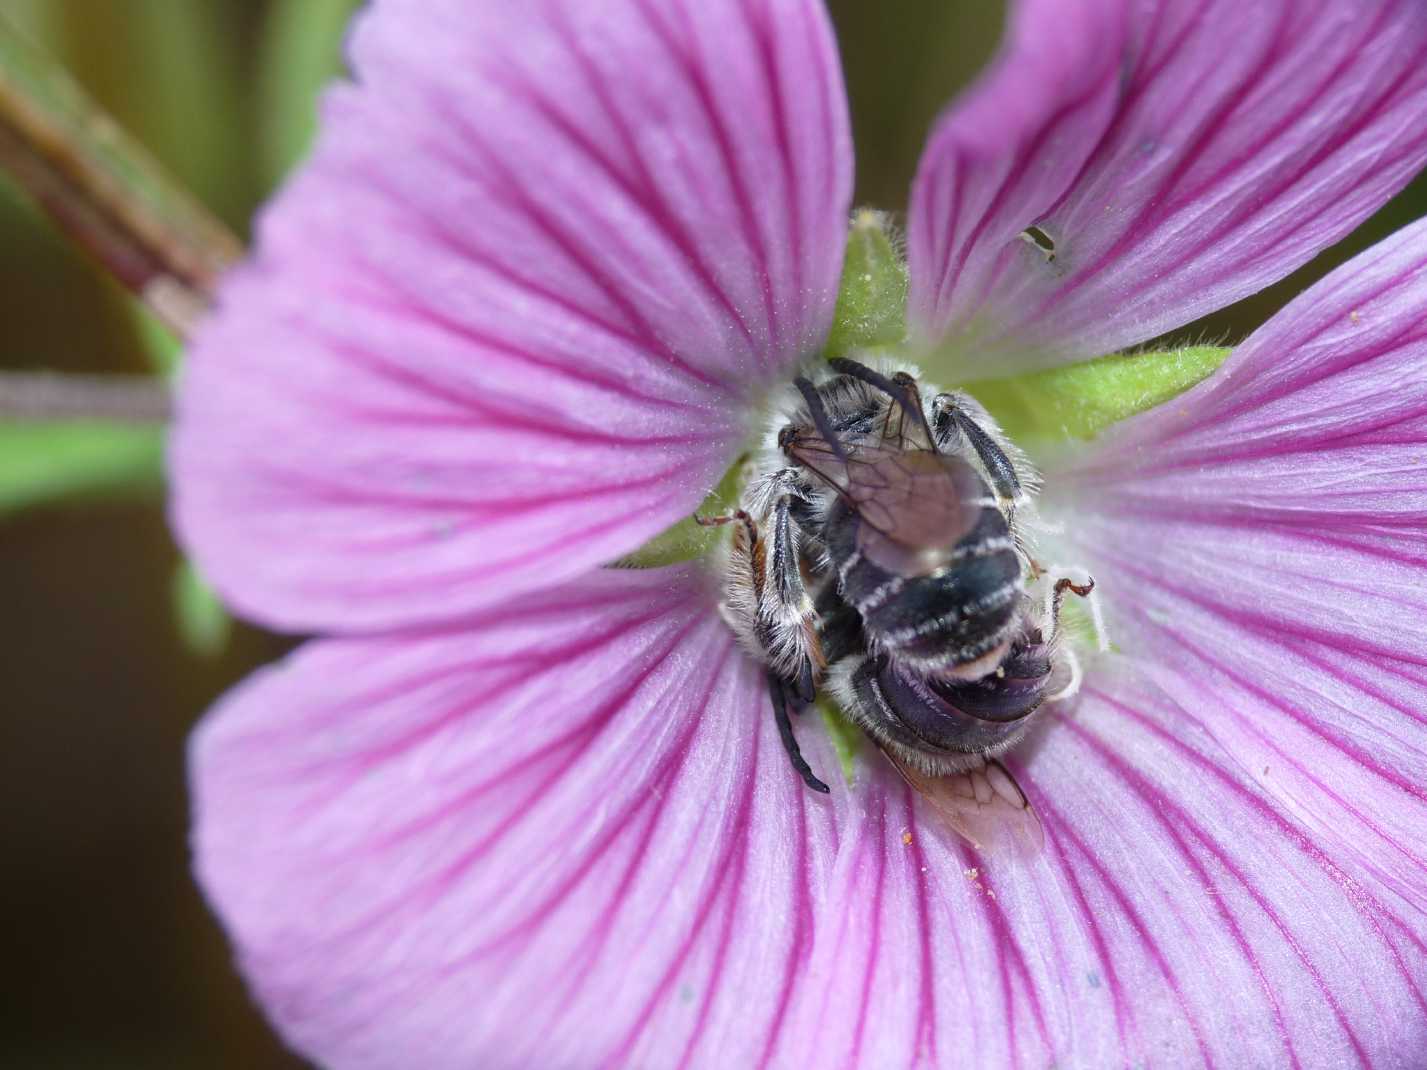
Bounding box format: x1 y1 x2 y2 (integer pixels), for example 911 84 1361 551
0 14 241 338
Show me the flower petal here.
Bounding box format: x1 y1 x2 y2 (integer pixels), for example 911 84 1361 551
793 663 1427 1067
1048 217 1427 921
171 0 853 632
1008 668 1427 1068
908 0 1427 372
193 565 831 1068
195 567 1427 1067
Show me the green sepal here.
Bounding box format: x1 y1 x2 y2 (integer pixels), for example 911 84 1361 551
817 696 863 786
616 462 743 568
965 344 1231 444
171 559 231 657
0 423 163 515
825 209 908 357
131 302 183 375
258 0 364 186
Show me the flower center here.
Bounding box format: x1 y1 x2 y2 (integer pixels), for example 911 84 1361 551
623 212 1224 787
702 352 1106 792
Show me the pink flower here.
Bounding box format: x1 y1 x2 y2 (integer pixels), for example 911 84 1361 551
172 0 1427 1066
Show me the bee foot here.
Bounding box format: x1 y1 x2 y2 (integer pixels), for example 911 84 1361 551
768 671 830 794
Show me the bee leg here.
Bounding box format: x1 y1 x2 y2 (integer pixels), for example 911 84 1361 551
740 465 809 521
1047 574 1095 627
1041 565 1108 651
702 496 824 709
931 394 1023 504
694 509 754 530
761 495 823 703
792 375 851 462
768 671 830 794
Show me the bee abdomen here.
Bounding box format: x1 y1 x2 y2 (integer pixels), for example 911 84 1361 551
827 503 1022 672
851 643 1051 760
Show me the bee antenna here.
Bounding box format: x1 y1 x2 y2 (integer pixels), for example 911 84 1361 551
826 357 936 445
767 671 831 794
792 376 849 463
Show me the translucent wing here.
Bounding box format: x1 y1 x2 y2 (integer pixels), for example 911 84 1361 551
883 749 1045 857
786 364 941 498
789 434 996 574
850 449 989 552
874 377 936 453
789 434 986 529
824 357 938 453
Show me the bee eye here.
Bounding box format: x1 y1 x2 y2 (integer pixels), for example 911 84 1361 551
777 425 798 450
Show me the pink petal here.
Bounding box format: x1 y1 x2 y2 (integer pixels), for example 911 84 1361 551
194 567 1427 1067
1010 668 1427 1068
1049 217 1427 922
171 0 853 633
908 0 1427 372
193 565 827 1068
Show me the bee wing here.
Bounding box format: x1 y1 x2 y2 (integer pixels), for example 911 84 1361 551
875 381 937 453
884 750 1045 857
789 440 982 539
790 438 992 578
823 357 939 453
846 449 985 549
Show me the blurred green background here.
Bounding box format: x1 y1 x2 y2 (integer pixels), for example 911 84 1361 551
0 2 1423 1066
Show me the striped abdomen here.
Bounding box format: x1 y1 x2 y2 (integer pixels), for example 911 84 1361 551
822 470 1021 676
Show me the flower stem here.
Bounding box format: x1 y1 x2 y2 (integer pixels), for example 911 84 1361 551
0 13 242 338
0 372 171 424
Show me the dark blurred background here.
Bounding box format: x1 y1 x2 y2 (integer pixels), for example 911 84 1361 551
1 2 1423 1066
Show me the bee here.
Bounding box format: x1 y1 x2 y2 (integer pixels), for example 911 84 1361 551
703 356 1095 851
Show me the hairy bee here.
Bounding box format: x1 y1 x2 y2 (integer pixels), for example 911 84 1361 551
705 356 1095 849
